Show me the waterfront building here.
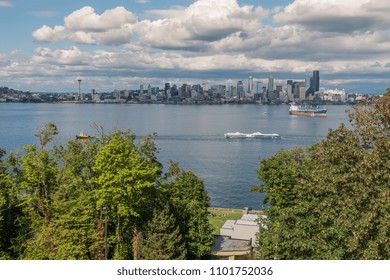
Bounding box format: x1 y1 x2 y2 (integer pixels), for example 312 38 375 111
91 89 101 102
323 88 346 102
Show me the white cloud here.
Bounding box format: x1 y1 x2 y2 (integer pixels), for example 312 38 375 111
0 1 13 7
33 6 137 45
9 0 390 92
31 46 91 66
64 6 136 32
136 0 149 3
274 0 390 33
135 0 268 49
32 25 67 43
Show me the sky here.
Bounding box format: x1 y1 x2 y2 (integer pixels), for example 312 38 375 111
0 0 389 93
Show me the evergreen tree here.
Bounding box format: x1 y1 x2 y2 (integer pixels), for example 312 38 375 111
141 205 186 260
161 161 214 259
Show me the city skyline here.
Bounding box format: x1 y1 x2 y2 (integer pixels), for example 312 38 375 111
1 0 390 93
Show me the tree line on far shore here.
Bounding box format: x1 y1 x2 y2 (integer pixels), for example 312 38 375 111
0 124 213 260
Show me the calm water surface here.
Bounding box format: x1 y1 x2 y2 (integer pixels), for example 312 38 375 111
0 103 350 209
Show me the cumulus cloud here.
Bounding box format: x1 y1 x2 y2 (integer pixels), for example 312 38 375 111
33 6 136 45
274 0 390 33
13 0 390 92
135 0 268 49
32 25 67 43
64 6 136 32
31 46 91 65
0 1 13 7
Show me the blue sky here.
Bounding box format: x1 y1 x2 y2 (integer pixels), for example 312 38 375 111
0 0 389 93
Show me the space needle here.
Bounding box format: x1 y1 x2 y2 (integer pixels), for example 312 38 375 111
77 78 82 101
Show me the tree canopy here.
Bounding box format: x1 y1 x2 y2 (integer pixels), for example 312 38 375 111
0 126 213 260
252 91 390 259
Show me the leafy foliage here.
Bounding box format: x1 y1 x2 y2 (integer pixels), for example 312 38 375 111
252 92 390 259
0 125 213 260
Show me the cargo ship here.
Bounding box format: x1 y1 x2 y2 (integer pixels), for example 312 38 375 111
289 103 327 117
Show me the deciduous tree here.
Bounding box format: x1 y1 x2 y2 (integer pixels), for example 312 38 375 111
252 92 390 259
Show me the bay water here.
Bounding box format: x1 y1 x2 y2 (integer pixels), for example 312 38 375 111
0 103 350 209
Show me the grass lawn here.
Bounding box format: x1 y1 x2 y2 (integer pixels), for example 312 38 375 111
208 208 244 235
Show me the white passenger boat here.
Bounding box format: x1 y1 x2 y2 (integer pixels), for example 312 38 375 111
224 132 247 138
250 132 281 139
224 132 281 139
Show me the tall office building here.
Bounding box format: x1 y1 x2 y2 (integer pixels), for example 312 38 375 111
287 80 293 100
312 70 320 92
298 80 306 101
237 81 244 99
267 76 274 100
248 76 253 94
307 70 320 97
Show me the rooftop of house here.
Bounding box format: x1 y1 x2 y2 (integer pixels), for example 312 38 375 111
211 235 252 253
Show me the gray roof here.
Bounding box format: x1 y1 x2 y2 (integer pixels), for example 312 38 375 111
212 235 252 252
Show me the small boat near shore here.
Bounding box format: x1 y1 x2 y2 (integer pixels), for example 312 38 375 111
224 132 281 139
76 132 93 140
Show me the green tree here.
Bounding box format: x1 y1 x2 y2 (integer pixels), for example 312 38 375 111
49 139 100 259
0 148 17 259
141 205 186 260
252 92 390 259
92 130 162 259
15 124 60 259
161 161 214 259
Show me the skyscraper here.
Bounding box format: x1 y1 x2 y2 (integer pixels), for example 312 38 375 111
267 76 274 100
306 70 320 98
237 81 244 99
248 76 253 94
312 70 320 92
